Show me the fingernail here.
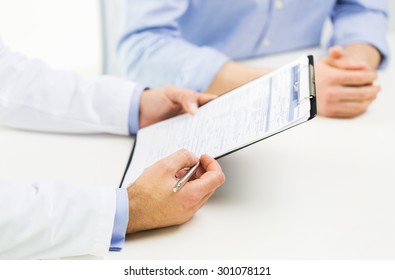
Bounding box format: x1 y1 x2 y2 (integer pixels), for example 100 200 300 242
189 103 198 115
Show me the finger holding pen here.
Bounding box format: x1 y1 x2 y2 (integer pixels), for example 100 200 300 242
173 161 201 192
126 149 225 234
187 154 225 196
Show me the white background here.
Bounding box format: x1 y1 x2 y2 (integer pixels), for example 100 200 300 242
0 0 102 76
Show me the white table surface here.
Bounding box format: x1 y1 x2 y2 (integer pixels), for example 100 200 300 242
1 34 394 260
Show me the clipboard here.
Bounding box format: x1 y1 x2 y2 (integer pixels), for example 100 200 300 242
120 55 317 188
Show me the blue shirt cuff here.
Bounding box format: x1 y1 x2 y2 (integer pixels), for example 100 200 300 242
329 8 389 69
110 188 129 252
128 85 145 135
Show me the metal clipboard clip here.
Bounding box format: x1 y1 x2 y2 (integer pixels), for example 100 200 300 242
294 64 315 105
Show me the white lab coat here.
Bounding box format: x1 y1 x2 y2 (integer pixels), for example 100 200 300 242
0 40 139 259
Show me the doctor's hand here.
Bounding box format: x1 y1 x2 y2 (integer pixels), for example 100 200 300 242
139 86 216 128
125 149 225 234
316 44 381 118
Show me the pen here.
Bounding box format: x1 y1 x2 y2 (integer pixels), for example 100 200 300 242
173 161 200 193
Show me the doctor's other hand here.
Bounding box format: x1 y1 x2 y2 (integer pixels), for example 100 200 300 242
125 149 225 234
315 45 380 118
139 86 216 128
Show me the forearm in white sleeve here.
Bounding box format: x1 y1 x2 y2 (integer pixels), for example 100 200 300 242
0 180 116 259
0 40 140 135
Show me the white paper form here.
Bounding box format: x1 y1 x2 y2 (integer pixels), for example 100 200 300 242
121 56 313 187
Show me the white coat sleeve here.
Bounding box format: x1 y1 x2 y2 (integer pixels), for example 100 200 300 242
0 40 140 135
0 180 116 259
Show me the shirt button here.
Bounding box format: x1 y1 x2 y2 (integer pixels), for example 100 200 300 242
262 38 271 47
275 0 284 9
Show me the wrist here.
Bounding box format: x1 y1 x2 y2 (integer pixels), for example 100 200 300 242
126 185 148 234
126 187 137 234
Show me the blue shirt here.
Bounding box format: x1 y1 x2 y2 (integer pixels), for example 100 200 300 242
118 0 389 92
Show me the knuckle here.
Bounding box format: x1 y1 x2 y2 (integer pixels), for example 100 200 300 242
220 173 226 184
353 103 365 115
373 86 381 95
371 71 378 81
352 108 360 116
179 148 190 158
326 90 337 102
363 89 375 100
179 148 192 161
331 72 344 84
179 148 189 154
321 89 337 103
369 91 378 100
158 159 173 171
216 172 226 186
